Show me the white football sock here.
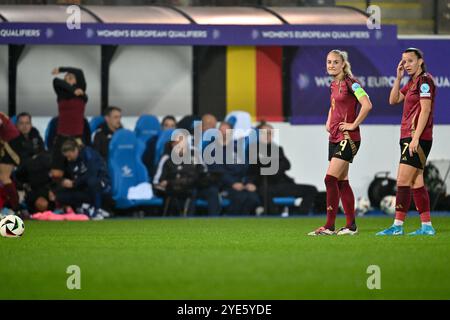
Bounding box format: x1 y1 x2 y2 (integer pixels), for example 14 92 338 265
394 219 404 226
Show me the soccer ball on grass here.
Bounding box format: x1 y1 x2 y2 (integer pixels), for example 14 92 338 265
0 215 25 238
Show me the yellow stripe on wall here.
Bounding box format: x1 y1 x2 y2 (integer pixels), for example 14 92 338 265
226 46 256 120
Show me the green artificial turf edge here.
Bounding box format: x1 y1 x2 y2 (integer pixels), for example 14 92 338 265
1 216 449 300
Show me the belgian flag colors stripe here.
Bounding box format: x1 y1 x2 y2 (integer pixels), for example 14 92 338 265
194 45 284 122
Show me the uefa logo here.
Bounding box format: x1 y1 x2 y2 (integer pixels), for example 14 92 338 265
297 73 310 90
86 28 95 39
212 29 221 39
45 28 54 39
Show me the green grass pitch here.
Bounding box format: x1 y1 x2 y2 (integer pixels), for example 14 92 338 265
1 216 450 300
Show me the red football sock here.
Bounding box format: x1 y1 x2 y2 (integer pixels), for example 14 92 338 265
394 186 411 223
4 182 19 211
324 175 339 230
338 180 356 228
412 186 431 223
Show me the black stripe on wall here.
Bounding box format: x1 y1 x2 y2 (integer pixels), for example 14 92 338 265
193 46 227 121
282 46 298 122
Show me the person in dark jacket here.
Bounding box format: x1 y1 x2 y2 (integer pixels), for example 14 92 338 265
249 122 318 215
52 138 110 219
15 112 45 163
153 132 203 216
208 122 261 215
93 106 122 161
51 66 88 180
15 151 54 213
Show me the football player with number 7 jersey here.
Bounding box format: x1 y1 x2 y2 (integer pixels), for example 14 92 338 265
377 48 437 236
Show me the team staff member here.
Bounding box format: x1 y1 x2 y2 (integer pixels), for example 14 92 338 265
51 66 88 180
308 50 372 236
52 139 110 219
93 106 122 161
0 112 22 212
15 112 45 163
248 121 318 215
377 48 437 236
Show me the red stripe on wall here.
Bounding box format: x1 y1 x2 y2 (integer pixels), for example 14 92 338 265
256 46 283 122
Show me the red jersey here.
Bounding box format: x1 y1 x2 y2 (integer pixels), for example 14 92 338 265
57 98 86 136
400 72 436 141
0 112 20 142
329 76 363 143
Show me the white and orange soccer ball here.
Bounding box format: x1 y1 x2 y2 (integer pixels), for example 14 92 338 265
0 215 25 238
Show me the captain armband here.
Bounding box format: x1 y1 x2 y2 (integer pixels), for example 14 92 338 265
351 82 368 100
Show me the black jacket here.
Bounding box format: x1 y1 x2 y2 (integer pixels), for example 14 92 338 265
93 122 120 161
15 127 45 163
53 67 88 102
248 143 295 187
65 146 110 192
15 151 53 192
206 140 250 190
153 152 203 196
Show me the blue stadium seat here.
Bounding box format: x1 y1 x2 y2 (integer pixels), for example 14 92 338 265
272 197 299 216
10 115 17 125
154 128 174 168
135 115 161 175
224 111 252 140
134 114 161 145
195 198 230 208
221 198 231 207
89 115 105 134
108 128 163 209
44 116 58 150
272 197 296 206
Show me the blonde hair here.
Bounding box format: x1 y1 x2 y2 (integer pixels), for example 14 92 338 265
329 49 353 77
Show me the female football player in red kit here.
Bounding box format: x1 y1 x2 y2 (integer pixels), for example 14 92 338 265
308 50 372 236
377 48 436 236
